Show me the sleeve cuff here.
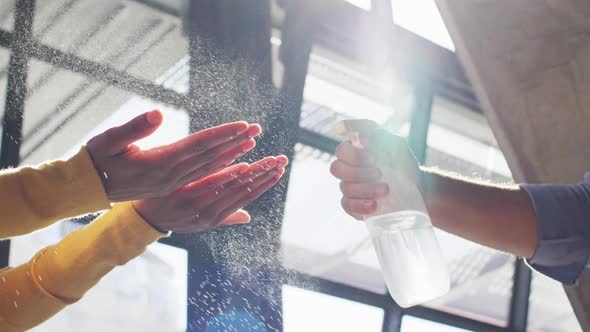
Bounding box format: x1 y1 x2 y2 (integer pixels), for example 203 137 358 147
65 146 111 212
521 183 590 285
31 202 168 302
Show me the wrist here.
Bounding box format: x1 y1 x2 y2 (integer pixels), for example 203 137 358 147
130 201 170 235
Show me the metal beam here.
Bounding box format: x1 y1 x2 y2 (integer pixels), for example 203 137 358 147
404 307 506 332
407 81 434 164
0 0 35 268
185 1 282 331
28 40 189 109
281 269 390 309
508 258 532 331
382 304 403 332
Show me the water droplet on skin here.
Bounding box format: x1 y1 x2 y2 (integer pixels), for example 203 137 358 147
103 172 109 179
13 301 17 308
1 276 5 283
15 289 19 296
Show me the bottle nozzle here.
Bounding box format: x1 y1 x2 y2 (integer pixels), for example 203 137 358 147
334 120 377 148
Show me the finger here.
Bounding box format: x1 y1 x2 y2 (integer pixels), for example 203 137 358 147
330 160 381 182
218 210 251 226
335 141 374 166
194 158 279 207
340 181 389 199
173 139 256 185
101 110 163 154
275 154 289 168
183 162 249 196
162 122 259 162
193 128 257 161
204 166 283 213
215 168 286 223
341 197 377 217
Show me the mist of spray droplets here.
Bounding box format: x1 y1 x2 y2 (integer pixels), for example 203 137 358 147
171 38 317 331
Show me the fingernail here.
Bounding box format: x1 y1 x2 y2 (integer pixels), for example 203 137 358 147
147 110 162 125
276 157 289 168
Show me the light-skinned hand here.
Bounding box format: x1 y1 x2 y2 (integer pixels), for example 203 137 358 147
330 119 420 220
87 110 262 201
132 155 289 233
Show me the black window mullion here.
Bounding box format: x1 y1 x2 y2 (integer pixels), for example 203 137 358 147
508 258 532 331
0 0 35 268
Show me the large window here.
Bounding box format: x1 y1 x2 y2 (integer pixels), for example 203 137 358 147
391 0 454 50
0 0 581 331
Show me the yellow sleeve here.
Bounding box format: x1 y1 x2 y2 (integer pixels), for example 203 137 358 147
0 202 166 331
0 146 110 238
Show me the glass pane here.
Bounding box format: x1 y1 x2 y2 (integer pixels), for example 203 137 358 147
22 58 188 164
302 46 414 140
426 97 511 181
31 0 188 83
0 47 10 141
422 96 514 325
391 0 455 50
402 316 472 332
283 285 384 332
0 0 16 31
281 144 386 294
528 271 582 332
345 0 372 11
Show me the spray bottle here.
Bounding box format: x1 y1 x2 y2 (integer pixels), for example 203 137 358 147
335 120 449 307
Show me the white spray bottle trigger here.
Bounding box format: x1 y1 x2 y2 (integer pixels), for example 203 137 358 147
334 120 364 149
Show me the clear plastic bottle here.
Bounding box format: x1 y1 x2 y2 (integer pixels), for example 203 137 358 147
336 121 450 308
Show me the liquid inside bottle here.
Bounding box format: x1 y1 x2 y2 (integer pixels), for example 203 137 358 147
366 210 450 308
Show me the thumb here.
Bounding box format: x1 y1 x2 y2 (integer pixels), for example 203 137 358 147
102 110 163 154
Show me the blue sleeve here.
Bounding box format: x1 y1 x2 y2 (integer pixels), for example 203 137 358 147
520 173 590 285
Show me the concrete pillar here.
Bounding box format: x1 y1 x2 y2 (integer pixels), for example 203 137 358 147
435 0 590 329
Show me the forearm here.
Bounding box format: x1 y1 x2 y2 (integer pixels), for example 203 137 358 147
0 147 110 238
419 167 538 258
0 203 164 331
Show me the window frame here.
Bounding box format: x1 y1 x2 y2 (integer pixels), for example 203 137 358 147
0 0 531 331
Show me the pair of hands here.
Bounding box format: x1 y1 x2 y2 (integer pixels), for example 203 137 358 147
87 110 287 233
330 120 421 220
